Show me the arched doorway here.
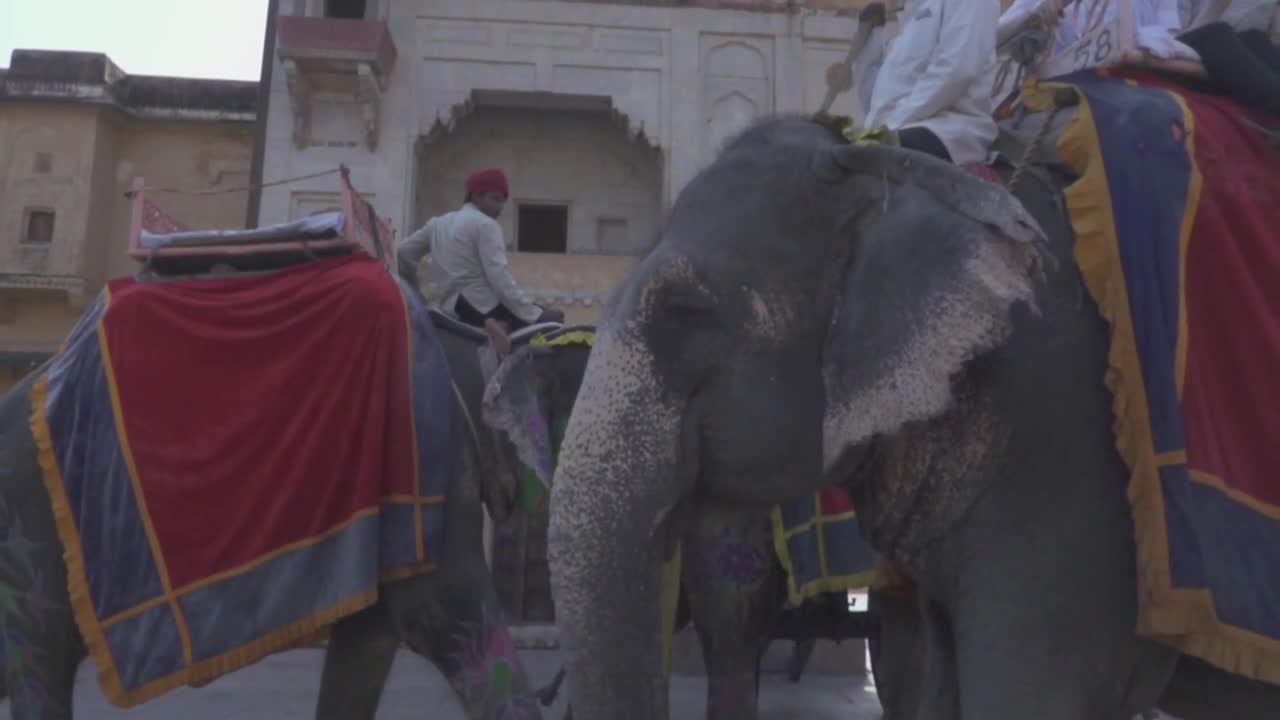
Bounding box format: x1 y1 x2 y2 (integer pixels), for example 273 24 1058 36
415 98 663 258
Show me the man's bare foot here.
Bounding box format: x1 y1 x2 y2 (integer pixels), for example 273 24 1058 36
484 318 512 356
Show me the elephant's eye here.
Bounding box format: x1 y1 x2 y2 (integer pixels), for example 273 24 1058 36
660 292 716 327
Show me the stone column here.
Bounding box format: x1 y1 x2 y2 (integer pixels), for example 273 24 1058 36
665 26 703 210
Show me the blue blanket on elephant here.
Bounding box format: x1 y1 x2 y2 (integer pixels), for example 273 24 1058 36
29 255 455 706
772 487 877 604
1039 68 1280 684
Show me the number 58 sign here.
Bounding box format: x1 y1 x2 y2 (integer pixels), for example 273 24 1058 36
1041 16 1132 79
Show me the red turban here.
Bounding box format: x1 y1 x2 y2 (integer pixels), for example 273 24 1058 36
464 168 509 197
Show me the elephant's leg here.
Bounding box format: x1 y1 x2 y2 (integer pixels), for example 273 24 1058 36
1 608 83 720
680 503 784 720
935 464 1144 720
869 588 927 720
384 566 543 720
786 638 815 682
1158 654 1280 719
314 605 400 720
910 595 960 720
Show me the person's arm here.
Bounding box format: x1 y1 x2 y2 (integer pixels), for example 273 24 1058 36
896 0 1000 124
1189 0 1231 28
854 26 888 116
474 220 543 324
396 218 433 282
998 0 1070 47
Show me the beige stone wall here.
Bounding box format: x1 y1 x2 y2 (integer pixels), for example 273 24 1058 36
0 99 254 386
0 103 102 280
507 253 636 325
102 120 255 281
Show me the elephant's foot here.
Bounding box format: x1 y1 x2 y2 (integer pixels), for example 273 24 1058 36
787 639 816 682
706 670 760 720
438 608 543 719
534 666 566 706
315 608 400 720
2 633 79 720
0 594 82 720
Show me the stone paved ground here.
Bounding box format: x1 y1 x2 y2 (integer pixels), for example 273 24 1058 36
0 648 884 719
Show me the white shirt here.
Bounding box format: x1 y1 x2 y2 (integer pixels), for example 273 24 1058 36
1004 0 1199 60
863 0 1001 166
397 203 542 324
1069 0 1197 59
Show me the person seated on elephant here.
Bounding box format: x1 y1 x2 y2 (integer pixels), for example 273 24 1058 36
397 167 564 332
1007 0 1201 61
1177 0 1280 114
855 0 1001 166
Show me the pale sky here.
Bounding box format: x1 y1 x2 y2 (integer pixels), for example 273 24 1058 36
1 0 270 81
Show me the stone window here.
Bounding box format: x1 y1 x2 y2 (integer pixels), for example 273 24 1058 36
23 209 55 244
517 204 568 254
596 218 630 254
33 152 52 174
324 0 367 18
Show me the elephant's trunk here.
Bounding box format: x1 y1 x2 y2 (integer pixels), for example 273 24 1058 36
549 328 689 720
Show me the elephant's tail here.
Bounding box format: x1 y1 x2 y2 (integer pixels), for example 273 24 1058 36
535 666 566 706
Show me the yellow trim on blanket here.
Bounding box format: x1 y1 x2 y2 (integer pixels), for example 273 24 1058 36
28 287 443 707
1156 451 1280 518
1170 90 1200 404
95 286 196 669
1027 78 1280 685
401 292 426 565
769 501 875 607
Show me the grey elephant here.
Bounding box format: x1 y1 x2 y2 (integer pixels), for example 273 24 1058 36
0 289 557 719
480 322 873 720
544 115 1280 719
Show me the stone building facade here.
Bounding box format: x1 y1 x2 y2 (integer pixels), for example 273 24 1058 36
0 50 256 394
258 0 882 323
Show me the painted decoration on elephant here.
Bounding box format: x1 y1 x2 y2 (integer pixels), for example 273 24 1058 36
1043 67 1280 684
685 526 769 592
27 255 456 706
453 604 541 720
0 499 65 717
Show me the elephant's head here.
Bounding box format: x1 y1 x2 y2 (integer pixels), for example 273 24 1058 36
479 322 594 506
547 116 1048 717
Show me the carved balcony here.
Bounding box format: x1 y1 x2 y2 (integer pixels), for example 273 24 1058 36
276 16 398 151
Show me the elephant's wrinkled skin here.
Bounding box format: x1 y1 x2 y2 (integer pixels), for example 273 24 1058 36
0 319 545 720
546 116 1280 719
483 328 864 720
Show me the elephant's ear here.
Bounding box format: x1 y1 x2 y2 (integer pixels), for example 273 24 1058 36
815 143 1051 470
481 344 555 490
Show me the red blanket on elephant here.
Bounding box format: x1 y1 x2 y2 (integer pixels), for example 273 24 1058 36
31 254 454 706
1043 69 1280 685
